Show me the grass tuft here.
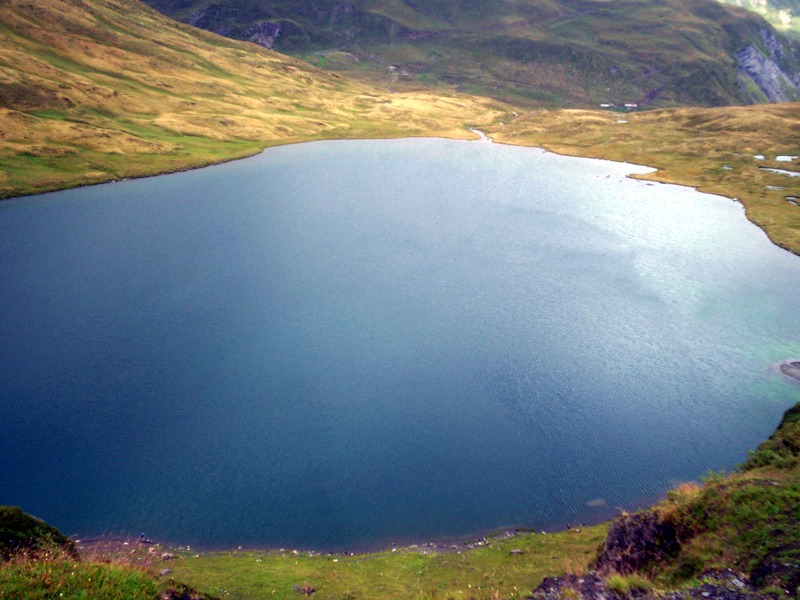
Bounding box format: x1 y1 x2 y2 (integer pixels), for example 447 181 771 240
0 555 160 600
605 573 654 595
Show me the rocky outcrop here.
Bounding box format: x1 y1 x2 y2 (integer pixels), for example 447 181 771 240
750 545 800 593
736 29 800 102
188 4 231 36
243 21 281 48
596 512 680 575
527 569 773 600
188 4 282 48
529 573 618 600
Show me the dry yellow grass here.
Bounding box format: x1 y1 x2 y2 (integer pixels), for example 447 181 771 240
0 0 508 197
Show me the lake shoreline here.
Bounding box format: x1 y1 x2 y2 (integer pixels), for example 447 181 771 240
5 135 797 554
73 521 611 562
4 126 798 258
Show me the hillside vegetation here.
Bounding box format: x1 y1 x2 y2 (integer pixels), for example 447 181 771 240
143 0 800 108
0 0 506 198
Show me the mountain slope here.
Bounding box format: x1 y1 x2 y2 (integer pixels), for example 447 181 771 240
142 0 800 108
0 0 506 198
717 0 800 40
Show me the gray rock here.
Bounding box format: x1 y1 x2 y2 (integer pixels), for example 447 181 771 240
736 29 800 103
596 512 679 574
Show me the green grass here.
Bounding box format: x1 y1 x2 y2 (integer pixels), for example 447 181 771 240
0 557 159 600
661 480 800 580
0 506 159 599
605 573 654 595
165 526 608 600
0 515 607 600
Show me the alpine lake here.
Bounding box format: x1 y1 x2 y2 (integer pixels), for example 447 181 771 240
2 137 799 551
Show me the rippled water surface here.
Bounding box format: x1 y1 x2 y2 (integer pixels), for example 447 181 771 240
2 138 799 549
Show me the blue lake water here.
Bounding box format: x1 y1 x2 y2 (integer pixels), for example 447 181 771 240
1 137 799 551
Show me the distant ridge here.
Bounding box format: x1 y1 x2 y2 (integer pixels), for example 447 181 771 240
717 0 800 41
143 0 800 107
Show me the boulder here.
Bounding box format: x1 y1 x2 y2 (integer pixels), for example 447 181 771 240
596 512 679 575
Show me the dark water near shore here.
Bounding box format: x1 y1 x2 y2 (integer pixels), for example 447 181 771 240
1 138 799 551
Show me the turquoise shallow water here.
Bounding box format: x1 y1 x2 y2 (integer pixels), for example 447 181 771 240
1 137 799 550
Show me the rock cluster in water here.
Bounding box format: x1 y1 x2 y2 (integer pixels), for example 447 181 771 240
779 360 800 381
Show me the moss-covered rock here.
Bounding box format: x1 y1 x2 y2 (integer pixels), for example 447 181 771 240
0 506 77 560
742 402 800 470
595 512 680 575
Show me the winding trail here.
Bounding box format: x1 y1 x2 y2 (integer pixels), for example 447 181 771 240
469 128 493 142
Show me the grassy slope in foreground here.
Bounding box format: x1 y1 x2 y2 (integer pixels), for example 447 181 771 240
0 520 609 599
163 526 607 600
0 0 507 199
489 103 800 255
0 558 161 599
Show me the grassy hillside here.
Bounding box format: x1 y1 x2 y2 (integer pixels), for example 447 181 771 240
0 557 161 599
0 0 507 199
490 103 800 254
143 0 800 108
